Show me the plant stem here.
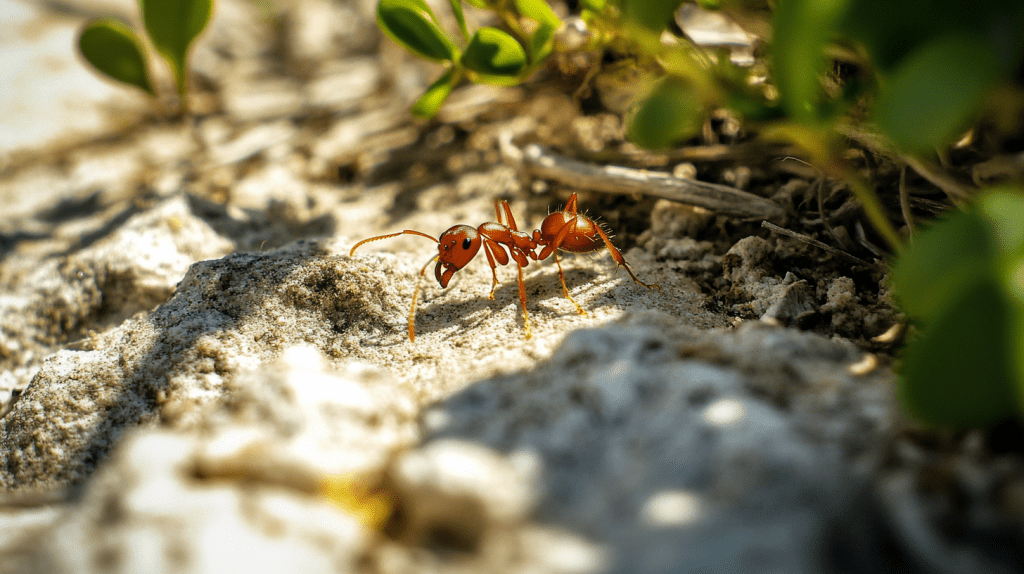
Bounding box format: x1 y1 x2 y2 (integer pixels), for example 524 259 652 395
830 161 902 252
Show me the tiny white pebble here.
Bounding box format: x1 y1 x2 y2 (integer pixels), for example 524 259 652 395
640 490 703 527
703 398 745 426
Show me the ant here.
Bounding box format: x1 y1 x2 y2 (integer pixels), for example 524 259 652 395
349 193 659 341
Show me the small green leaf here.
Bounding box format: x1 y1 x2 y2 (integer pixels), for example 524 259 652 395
771 0 850 123
141 0 212 99
514 0 561 27
78 18 153 95
411 68 459 118
529 22 556 64
892 206 996 319
377 0 459 62
979 190 1024 415
897 279 1017 428
448 0 469 41
580 0 605 12
626 76 703 150
979 190 1024 258
461 27 528 78
892 188 1024 428
874 33 1002 153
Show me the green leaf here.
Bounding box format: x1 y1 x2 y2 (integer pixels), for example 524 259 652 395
529 22 556 64
897 279 1017 428
892 188 1024 428
514 0 561 27
892 206 996 319
841 0 1024 74
620 0 684 34
873 34 1002 153
377 0 459 62
771 0 850 123
78 18 154 95
448 0 469 41
411 68 459 118
461 27 528 78
141 0 212 99
979 190 1024 258
580 0 605 12
625 76 703 150
979 190 1024 415
1012 268 1024 416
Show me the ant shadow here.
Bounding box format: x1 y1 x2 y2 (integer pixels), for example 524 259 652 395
410 260 627 340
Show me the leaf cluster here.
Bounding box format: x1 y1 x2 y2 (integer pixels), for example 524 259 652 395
377 0 561 117
78 0 213 111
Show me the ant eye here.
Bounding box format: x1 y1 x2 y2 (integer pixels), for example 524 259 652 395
462 238 472 250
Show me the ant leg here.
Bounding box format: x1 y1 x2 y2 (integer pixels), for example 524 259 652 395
494 199 504 223
536 195 581 260
563 193 579 215
408 256 439 342
516 264 532 340
537 218 576 260
554 252 586 315
592 226 661 291
501 201 519 231
482 242 501 299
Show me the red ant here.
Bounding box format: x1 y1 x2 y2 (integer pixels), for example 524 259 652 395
349 193 659 341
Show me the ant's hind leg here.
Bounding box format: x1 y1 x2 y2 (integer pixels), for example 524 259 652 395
555 253 587 315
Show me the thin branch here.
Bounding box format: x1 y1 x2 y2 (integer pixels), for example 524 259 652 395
762 221 876 268
501 134 789 223
854 220 885 259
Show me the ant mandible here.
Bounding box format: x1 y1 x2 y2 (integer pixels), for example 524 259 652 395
349 193 660 341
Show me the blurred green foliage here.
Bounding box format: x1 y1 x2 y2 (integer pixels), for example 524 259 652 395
893 190 1024 428
78 0 212 111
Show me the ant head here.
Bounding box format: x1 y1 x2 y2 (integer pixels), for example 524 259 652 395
434 225 481 287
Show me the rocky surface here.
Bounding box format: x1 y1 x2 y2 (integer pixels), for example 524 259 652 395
2 0 1023 573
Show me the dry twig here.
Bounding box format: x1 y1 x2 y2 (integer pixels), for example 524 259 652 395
762 221 877 268
501 134 789 223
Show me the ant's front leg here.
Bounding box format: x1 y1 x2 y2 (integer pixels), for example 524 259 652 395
481 239 509 299
408 255 439 342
